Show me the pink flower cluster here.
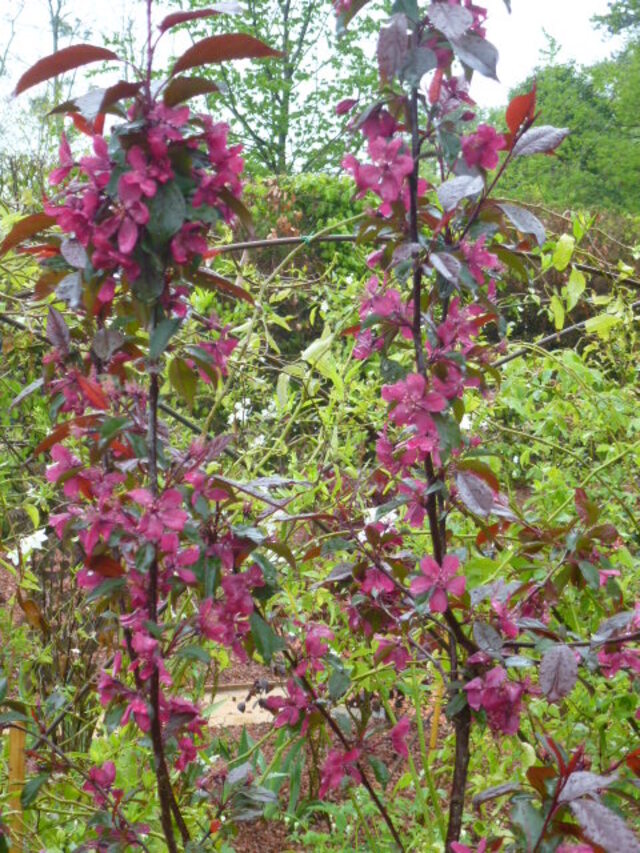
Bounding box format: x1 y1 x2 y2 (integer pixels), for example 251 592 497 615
461 124 506 171
464 667 527 735
45 101 243 309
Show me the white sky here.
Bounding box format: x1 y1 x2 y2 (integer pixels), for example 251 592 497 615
0 0 624 153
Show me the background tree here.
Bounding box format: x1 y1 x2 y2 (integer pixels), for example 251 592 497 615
175 0 380 175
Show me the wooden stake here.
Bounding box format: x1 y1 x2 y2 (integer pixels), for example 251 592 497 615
8 725 25 853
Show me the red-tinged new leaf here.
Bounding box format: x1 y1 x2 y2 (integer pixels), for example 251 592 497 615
505 85 536 136
77 375 109 410
0 213 57 257
164 76 220 107
46 306 70 353
191 268 254 303
34 415 98 455
526 765 557 797
626 748 640 777
171 34 282 76
13 44 120 97
159 4 239 32
87 554 124 578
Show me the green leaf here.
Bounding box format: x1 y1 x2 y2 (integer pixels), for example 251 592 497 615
147 182 186 246
0 711 29 725
578 560 600 591
249 613 285 663
368 755 390 787
169 356 197 408
85 577 126 603
565 266 586 311
552 234 575 271
550 293 565 330
328 667 351 701
585 313 621 340
0 677 7 704
150 317 182 360
21 773 50 809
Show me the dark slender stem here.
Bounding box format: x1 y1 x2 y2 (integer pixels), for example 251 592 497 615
444 704 471 850
146 307 190 849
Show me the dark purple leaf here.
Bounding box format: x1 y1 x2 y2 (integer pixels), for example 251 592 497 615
400 47 437 86
46 306 70 353
431 252 462 283
592 611 635 645
472 781 520 807
451 34 499 80
558 771 617 803
473 622 504 656
512 125 570 157
55 271 82 310
92 328 125 362
437 174 483 211
427 3 473 39
570 798 640 853
9 377 44 410
60 238 88 269
377 14 408 84
498 203 546 248
456 469 494 517
539 645 577 702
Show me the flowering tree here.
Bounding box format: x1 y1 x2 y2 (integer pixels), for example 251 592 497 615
1 0 639 851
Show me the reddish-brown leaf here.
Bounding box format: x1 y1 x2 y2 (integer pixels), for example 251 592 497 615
163 76 219 106
34 415 98 455
13 44 120 97
171 34 281 76
159 5 239 32
77 375 109 410
505 84 536 137
34 271 65 301
626 748 640 777
87 554 124 578
526 765 556 797
0 213 57 257
191 267 254 303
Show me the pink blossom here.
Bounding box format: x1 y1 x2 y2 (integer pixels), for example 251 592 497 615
411 554 465 613
460 236 502 285
361 568 396 597
342 137 414 216
390 717 411 758
49 133 74 185
171 222 208 264
451 841 487 853
175 736 198 771
374 637 411 671
382 373 447 434
464 666 526 735
263 679 310 730
318 748 362 797
305 625 334 659
598 647 640 678
83 761 119 808
461 123 506 170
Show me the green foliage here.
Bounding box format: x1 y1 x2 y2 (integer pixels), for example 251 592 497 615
497 59 640 213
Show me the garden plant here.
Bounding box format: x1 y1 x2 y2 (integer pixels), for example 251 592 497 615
0 0 639 851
